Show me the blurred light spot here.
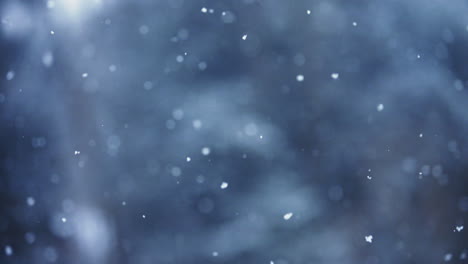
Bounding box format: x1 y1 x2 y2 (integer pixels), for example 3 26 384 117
106 135 121 156
365 235 373 243
193 119 202 130
201 147 211 156
47 0 56 9
293 53 306 66
221 11 236 23
377 104 384 111
26 196 35 206
25 232 35 244
176 55 184 63
1 3 33 38
139 25 149 35
73 208 113 261
172 109 184 120
171 166 182 176
444 253 452 262
143 81 153 90
331 73 339 79
198 61 207 71
6 71 15 81
4 245 13 256
42 51 54 67
244 123 258 136
220 182 229 189
454 79 464 91
196 175 205 183
296 74 304 82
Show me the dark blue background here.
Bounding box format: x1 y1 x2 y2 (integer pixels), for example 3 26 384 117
0 0 467 263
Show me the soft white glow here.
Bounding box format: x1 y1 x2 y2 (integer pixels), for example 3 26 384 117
51 0 103 24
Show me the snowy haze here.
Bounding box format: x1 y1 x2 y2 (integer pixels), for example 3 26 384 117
0 0 467 263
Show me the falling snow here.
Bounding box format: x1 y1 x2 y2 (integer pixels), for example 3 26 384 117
283 212 293 220
1 1 466 263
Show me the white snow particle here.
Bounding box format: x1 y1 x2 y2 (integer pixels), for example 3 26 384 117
61 217 67 223
352 22 357 26
419 133 423 138
220 182 229 189
82 73 88 78
201 147 211 156
212 251 218 257
201 7 207 13
283 212 293 220
242 34 247 40
456 225 464 232
296 74 304 82
186 156 191 162
74 150 80 155
365 235 373 243
367 175 372 180
377 104 384 112
306 10 311 15
142 214 146 219
331 73 339 79
50 30 55 35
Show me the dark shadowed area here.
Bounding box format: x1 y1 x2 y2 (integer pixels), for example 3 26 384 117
0 0 467 263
